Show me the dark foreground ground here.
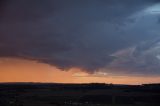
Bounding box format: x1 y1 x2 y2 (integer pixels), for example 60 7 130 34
0 83 160 106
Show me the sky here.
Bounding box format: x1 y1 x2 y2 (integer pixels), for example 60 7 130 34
0 0 160 84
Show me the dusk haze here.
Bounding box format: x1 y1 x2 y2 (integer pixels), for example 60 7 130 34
0 0 160 105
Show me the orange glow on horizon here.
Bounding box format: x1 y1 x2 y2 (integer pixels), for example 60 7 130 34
0 58 160 85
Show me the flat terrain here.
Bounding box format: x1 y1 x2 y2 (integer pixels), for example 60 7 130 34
0 83 160 106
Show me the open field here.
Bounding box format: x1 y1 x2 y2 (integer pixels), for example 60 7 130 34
0 83 160 106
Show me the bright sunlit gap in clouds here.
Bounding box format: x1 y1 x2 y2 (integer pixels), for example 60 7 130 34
0 58 160 85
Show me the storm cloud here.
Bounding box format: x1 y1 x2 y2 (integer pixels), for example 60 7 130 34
0 0 160 76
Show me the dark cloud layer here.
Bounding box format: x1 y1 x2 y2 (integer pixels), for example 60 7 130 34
0 0 160 75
